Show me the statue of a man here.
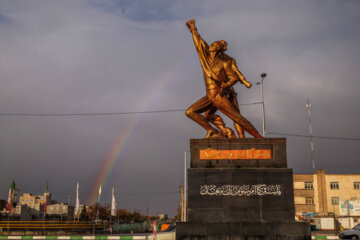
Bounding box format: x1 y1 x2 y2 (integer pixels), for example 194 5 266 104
185 19 263 139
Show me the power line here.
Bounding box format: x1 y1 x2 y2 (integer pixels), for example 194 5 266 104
0 102 261 116
11 191 180 196
0 109 185 116
1 106 359 141
268 132 360 141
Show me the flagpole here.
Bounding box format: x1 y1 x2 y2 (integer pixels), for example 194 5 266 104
110 187 112 223
111 187 116 223
44 181 48 221
7 179 15 230
97 185 101 221
75 182 80 221
7 186 9 233
97 196 100 221
7 208 9 233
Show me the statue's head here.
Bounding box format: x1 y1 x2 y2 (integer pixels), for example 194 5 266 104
209 40 228 52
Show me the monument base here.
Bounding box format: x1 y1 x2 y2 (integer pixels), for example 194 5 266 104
176 221 311 240
179 138 310 240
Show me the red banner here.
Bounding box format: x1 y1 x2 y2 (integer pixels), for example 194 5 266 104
200 148 271 160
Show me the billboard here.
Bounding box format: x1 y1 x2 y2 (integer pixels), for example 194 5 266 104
339 200 360 216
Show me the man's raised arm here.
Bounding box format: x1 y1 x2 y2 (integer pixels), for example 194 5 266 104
186 19 209 52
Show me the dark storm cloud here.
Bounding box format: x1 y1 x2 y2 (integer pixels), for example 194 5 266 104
0 13 11 24
88 0 208 22
90 0 177 22
0 0 360 216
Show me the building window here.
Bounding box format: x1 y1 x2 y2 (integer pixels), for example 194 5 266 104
331 197 339 205
351 197 358 200
330 182 339 189
354 182 360 190
306 197 314 204
304 182 314 189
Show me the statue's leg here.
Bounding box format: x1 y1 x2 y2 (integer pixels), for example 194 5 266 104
185 96 221 138
205 108 236 139
212 94 263 138
230 95 245 138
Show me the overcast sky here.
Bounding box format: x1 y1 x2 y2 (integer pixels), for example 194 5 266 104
1 0 360 216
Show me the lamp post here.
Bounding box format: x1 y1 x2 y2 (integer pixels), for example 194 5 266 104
256 73 267 137
184 151 187 222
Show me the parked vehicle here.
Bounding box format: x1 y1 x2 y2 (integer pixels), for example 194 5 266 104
340 224 360 239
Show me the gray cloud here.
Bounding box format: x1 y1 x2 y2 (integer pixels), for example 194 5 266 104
0 0 360 216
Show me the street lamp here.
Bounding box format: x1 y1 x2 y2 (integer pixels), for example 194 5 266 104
256 73 267 137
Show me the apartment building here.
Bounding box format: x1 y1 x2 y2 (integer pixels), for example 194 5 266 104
19 192 51 213
294 170 360 217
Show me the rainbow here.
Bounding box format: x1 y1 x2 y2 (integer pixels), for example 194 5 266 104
87 55 190 204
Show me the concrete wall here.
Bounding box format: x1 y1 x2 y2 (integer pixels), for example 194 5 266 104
337 217 360 229
158 232 175 240
315 217 335 230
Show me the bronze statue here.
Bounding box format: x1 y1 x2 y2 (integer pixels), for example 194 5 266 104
185 19 263 139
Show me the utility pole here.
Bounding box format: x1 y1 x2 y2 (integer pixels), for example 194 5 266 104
180 184 184 221
306 98 316 173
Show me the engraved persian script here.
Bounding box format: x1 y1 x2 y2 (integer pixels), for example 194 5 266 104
200 184 282 196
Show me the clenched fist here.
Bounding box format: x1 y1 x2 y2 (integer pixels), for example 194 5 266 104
186 19 196 30
244 81 252 88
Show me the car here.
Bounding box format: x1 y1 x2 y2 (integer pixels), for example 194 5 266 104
340 224 360 239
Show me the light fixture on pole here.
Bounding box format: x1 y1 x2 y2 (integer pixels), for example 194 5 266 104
184 151 187 222
256 73 267 137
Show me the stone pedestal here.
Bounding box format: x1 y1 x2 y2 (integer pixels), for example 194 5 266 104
176 221 310 240
176 138 310 240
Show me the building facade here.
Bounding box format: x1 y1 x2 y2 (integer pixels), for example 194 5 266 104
294 170 360 217
18 192 51 214
19 193 41 211
47 203 70 215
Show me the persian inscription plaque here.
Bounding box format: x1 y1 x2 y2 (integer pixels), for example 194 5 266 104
200 148 271 160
